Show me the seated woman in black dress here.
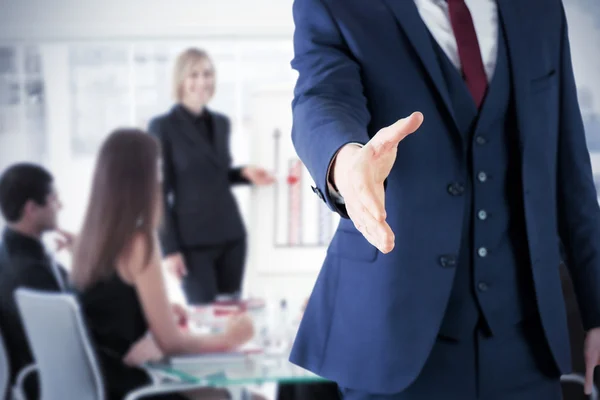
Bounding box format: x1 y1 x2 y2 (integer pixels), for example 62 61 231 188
70 129 254 400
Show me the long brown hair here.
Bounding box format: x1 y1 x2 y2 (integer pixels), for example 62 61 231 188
71 129 161 290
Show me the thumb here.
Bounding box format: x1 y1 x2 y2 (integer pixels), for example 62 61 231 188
56 228 71 238
179 261 188 277
369 112 423 156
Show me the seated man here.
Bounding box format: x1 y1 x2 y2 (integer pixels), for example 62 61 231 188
0 163 71 399
0 163 198 400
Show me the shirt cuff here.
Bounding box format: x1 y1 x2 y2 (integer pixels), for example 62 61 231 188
326 142 364 204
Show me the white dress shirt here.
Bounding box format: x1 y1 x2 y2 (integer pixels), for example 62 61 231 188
328 0 499 200
46 250 67 291
414 0 498 81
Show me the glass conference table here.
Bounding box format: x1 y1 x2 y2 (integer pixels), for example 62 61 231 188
141 351 327 400
132 299 327 400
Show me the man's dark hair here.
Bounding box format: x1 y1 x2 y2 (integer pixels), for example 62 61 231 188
0 163 54 223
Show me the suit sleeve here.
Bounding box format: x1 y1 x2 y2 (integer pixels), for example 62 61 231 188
148 119 182 256
229 167 250 185
556 6 600 331
291 0 371 217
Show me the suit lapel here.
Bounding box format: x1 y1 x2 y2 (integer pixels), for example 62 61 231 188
380 0 458 131
496 0 532 152
171 106 223 168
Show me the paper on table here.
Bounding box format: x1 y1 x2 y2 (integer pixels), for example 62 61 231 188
169 342 263 366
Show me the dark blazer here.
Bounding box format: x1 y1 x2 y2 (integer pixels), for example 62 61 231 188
149 106 248 255
289 0 600 394
0 228 66 399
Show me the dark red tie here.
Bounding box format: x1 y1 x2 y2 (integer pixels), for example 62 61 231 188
447 0 488 108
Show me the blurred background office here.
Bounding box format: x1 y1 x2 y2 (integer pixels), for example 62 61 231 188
0 0 599 399
0 0 320 310
0 0 598 308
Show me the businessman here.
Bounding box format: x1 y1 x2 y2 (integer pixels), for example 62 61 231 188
289 0 600 399
0 163 70 399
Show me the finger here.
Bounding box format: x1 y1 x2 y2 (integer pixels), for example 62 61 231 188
355 178 386 221
56 229 72 241
585 353 596 394
172 264 184 280
172 304 184 317
347 204 375 241
181 314 189 325
176 307 189 323
376 221 395 253
369 112 424 156
178 315 189 328
350 203 395 253
365 217 394 254
347 203 386 251
179 263 188 278
168 263 177 275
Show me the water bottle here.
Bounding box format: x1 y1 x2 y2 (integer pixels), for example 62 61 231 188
266 299 291 354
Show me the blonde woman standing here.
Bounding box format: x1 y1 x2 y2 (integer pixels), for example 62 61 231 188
149 48 274 304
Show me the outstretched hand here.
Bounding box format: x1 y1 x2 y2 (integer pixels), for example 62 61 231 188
242 166 275 186
332 112 424 253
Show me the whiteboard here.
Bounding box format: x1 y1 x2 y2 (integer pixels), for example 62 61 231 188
246 84 339 274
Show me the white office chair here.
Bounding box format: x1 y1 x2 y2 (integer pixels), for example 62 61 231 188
1 324 41 400
14 288 206 400
0 328 9 400
15 288 105 400
561 372 599 400
11 363 38 400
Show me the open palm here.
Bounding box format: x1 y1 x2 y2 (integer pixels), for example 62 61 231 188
333 112 424 253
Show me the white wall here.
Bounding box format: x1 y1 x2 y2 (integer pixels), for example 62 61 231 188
0 0 294 40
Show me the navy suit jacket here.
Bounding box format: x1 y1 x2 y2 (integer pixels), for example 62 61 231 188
289 0 600 393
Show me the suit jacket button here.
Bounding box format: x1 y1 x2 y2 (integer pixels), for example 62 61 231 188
477 210 488 220
477 171 488 183
439 255 457 268
447 183 465 196
475 136 487 145
311 186 324 200
477 247 488 258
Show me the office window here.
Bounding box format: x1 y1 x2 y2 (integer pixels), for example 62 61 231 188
0 45 47 164
69 45 132 156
